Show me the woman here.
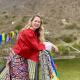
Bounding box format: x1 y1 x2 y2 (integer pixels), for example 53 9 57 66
7 15 45 80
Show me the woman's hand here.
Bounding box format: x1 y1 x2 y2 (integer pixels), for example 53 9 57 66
52 44 59 53
52 45 60 56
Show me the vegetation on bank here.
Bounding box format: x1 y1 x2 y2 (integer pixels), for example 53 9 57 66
55 58 80 80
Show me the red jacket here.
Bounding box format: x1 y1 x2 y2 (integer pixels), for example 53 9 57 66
12 28 45 62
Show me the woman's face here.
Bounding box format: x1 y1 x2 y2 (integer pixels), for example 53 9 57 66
31 16 41 30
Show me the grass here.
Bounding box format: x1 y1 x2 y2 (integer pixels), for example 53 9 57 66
55 58 80 80
0 42 80 80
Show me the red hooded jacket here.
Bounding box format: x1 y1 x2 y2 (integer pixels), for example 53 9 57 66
12 28 45 62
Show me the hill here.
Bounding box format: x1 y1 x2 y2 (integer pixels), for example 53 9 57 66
0 0 80 42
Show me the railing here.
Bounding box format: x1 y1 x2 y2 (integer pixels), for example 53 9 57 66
0 51 59 80
0 64 9 80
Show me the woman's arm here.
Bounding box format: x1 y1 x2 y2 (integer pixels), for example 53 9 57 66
25 31 45 51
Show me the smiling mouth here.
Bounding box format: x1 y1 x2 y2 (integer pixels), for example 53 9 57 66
34 24 39 28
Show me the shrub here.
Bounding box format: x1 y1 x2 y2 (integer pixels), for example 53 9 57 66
21 16 29 23
0 21 3 25
15 25 23 30
65 23 80 30
60 34 77 43
72 42 80 50
12 15 16 18
58 45 70 55
2 11 7 14
4 15 9 19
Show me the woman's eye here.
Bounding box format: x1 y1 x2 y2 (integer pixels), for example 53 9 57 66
34 20 40 23
34 20 37 22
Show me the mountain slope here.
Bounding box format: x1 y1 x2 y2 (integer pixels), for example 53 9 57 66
0 0 80 42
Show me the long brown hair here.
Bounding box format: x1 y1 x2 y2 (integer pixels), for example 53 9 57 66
22 15 45 42
31 15 42 38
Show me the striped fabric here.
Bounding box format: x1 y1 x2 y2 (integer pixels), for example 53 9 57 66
28 59 36 80
39 50 59 80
